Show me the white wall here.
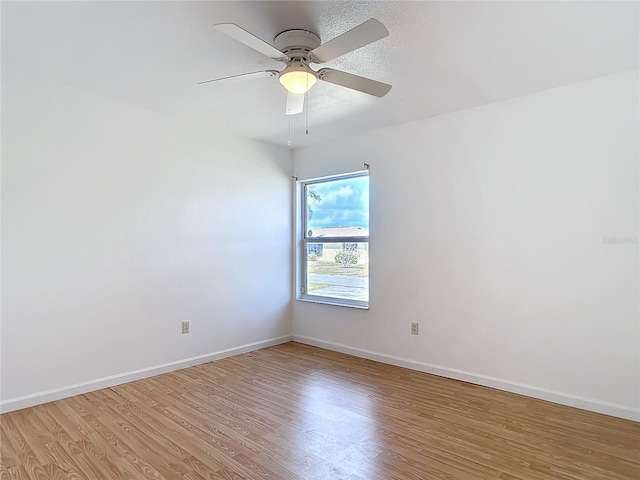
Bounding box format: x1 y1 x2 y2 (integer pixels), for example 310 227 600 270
292 71 639 420
1 76 292 410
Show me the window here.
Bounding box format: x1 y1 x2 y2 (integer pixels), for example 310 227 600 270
298 172 369 308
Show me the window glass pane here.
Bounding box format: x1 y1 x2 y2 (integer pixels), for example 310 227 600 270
306 242 369 302
306 176 369 238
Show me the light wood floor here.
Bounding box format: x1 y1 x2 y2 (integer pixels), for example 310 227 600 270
1 342 638 480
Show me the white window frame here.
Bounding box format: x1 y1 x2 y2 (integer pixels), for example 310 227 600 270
297 171 369 309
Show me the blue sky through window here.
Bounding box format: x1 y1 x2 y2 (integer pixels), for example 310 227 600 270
307 176 369 230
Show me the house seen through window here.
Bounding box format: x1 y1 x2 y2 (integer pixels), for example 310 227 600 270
300 172 369 308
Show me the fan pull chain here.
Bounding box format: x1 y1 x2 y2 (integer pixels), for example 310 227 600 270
305 75 310 135
305 90 309 135
287 114 292 147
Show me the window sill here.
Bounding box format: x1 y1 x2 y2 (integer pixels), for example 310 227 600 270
296 295 369 310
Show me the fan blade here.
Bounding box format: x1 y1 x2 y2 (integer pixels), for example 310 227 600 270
198 70 278 85
213 23 288 61
318 68 391 97
309 18 388 63
286 92 305 115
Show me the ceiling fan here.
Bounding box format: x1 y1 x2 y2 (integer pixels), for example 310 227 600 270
199 18 392 115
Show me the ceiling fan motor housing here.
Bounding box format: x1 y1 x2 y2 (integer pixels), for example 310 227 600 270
274 29 321 62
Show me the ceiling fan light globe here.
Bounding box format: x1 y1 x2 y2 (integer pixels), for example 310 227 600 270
279 69 317 94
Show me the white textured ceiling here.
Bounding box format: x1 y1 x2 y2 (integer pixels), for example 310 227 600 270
3 1 638 149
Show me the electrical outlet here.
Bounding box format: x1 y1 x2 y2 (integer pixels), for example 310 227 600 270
181 321 190 334
411 322 419 335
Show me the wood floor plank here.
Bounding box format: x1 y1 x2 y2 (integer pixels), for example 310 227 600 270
45 402 91 442
0 465 30 480
1 342 638 479
0 426 19 469
72 452 116 480
0 417 32 460
80 409 172 479
17 451 47 480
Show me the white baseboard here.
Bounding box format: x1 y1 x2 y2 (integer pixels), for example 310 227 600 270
293 335 640 422
0 335 292 414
